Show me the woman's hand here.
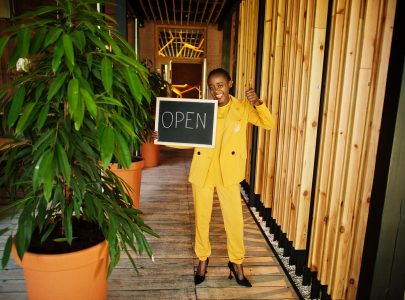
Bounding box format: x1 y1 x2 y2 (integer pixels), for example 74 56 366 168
152 130 159 140
246 82 263 106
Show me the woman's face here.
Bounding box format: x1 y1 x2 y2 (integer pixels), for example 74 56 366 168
208 73 233 107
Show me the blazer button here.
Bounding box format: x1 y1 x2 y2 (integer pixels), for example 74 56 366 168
231 151 235 155
197 151 201 155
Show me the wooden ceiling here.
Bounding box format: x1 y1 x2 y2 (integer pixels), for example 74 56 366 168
128 0 237 27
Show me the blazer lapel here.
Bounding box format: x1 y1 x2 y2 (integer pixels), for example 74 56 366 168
221 96 243 149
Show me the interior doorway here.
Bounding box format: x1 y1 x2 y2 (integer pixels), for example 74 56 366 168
171 63 203 99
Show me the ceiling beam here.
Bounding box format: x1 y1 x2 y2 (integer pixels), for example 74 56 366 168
199 0 209 25
217 0 241 30
206 0 219 24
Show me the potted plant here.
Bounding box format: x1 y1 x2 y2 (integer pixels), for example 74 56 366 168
109 143 144 208
0 1 158 299
140 64 171 167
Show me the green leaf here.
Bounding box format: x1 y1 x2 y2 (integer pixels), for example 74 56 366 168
86 53 93 70
99 31 122 55
62 33 75 70
7 45 19 70
47 72 67 100
83 21 96 34
40 223 56 244
63 204 74 244
32 129 53 153
124 67 143 103
18 6 58 18
2 236 12 268
52 38 64 73
97 96 124 107
32 149 53 191
7 86 26 127
87 34 106 52
34 82 46 102
17 27 30 57
30 27 47 55
44 28 63 48
114 115 136 139
43 157 55 202
0 36 10 58
100 126 115 170
15 102 35 133
56 143 71 186
53 237 77 242
67 78 79 116
101 56 113 95
115 132 131 169
0 228 9 236
70 30 86 52
35 104 50 130
74 94 85 130
80 88 97 118
44 164 55 202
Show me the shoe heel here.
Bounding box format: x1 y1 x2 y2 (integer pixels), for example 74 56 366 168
228 270 233 279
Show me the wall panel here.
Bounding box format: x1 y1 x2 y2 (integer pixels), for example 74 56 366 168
236 0 397 298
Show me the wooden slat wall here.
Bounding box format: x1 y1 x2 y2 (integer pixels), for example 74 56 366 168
234 0 397 299
308 0 397 299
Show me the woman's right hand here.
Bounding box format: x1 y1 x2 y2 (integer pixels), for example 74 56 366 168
152 130 159 140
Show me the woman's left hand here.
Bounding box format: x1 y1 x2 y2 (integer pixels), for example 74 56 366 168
246 87 262 106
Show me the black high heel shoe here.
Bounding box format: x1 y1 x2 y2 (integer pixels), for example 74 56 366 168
194 258 209 285
227 261 252 287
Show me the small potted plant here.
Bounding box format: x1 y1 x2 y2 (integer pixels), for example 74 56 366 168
0 1 158 299
140 63 171 167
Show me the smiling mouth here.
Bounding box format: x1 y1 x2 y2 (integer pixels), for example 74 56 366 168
215 93 224 100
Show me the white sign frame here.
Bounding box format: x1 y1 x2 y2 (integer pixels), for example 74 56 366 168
154 97 218 148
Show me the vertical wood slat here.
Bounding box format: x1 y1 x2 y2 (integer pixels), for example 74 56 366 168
234 0 259 184
245 0 258 183
279 0 294 234
255 0 274 198
308 0 346 274
261 0 280 208
282 0 300 237
286 0 307 243
294 0 328 250
272 0 286 224
320 0 362 285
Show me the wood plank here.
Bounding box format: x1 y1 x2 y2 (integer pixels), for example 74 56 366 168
197 286 298 300
308 0 346 274
320 0 362 285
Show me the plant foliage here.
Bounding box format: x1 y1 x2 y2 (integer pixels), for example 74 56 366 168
0 0 158 275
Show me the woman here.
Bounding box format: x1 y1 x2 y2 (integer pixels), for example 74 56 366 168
157 68 275 287
191 68 274 287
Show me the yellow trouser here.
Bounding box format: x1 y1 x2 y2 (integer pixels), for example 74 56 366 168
192 183 245 264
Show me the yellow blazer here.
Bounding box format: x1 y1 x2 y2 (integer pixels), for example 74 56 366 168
188 95 275 187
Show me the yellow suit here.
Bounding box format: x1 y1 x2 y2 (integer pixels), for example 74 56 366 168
190 95 275 264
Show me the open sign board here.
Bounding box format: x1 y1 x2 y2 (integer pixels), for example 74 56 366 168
154 97 218 148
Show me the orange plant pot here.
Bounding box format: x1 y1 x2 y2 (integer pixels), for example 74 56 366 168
109 159 144 208
12 240 109 300
140 142 160 168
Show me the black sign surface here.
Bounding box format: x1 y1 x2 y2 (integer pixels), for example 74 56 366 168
155 97 217 148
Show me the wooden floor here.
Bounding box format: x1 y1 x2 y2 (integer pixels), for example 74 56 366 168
0 147 299 299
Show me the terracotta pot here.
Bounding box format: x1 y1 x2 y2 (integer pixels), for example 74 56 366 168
12 240 109 300
109 159 144 208
140 142 160 168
